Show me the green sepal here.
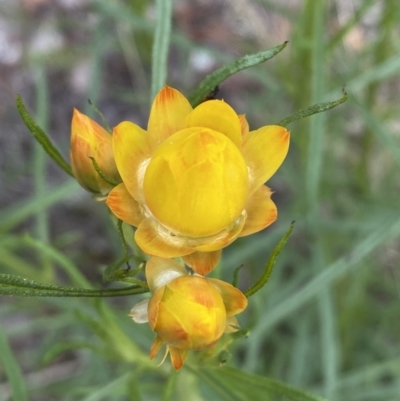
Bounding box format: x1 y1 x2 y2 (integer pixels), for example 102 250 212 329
244 222 295 298
188 41 288 107
277 87 348 127
89 156 120 186
0 273 148 298
88 99 112 134
16 95 74 177
102 256 148 289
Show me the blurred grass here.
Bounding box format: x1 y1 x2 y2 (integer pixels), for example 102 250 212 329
0 0 399 400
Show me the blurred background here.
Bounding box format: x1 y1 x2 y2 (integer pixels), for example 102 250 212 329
0 0 399 400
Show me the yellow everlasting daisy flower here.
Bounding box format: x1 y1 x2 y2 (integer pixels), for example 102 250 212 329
106 86 290 275
129 257 248 370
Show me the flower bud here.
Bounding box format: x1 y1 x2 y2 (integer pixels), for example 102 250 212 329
148 275 227 350
129 257 248 370
70 109 120 195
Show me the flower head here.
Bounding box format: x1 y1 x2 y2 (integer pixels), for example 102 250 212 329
130 257 247 370
70 109 120 195
107 87 290 275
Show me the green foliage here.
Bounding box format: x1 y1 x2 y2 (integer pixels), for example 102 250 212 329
1 0 399 400
188 42 288 107
16 95 74 178
244 222 295 297
194 366 330 401
0 273 147 297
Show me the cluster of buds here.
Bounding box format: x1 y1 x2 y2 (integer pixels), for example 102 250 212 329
70 86 290 369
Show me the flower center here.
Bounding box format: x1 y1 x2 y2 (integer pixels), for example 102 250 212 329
143 128 249 237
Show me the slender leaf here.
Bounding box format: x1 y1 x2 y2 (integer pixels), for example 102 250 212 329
194 366 329 401
151 0 173 100
0 323 28 401
245 222 294 297
277 88 347 127
0 273 147 297
188 42 288 107
0 180 78 233
16 94 74 177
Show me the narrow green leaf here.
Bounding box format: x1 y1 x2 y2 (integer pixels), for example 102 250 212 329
88 99 112 133
244 215 400 370
16 94 74 177
277 88 347 127
42 341 103 365
0 323 28 401
151 0 173 101
244 222 295 297
232 264 245 287
161 373 178 401
0 273 147 298
188 42 288 107
81 372 131 401
0 180 78 233
89 156 120 186
196 366 330 401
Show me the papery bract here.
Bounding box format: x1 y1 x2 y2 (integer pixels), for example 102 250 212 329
129 257 248 370
70 109 120 195
107 87 290 274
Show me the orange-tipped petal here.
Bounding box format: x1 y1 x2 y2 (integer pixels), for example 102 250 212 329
183 250 221 276
239 185 277 237
106 183 145 227
184 100 242 147
169 346 188 371
238 114 249 136
149 336 164 360
241 125 290 194
112 121 152 202
147 86 193 147
209 278 248 316
146 257 188 292
135 217 194 258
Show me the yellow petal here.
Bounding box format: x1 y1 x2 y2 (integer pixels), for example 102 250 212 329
106 183 145 227
208 278 248 316
112 121 152 202
169 346 188 371
241 125 290 194
239 185 277 237
135 217 194 258
147 86 193 147
238 114 249 136
182 250 221 276
143 128 248 237
184 100 242 147
146 257 188 292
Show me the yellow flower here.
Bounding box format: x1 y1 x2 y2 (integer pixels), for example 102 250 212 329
129 257 248 370
70 109 120 195
106 86 290 275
